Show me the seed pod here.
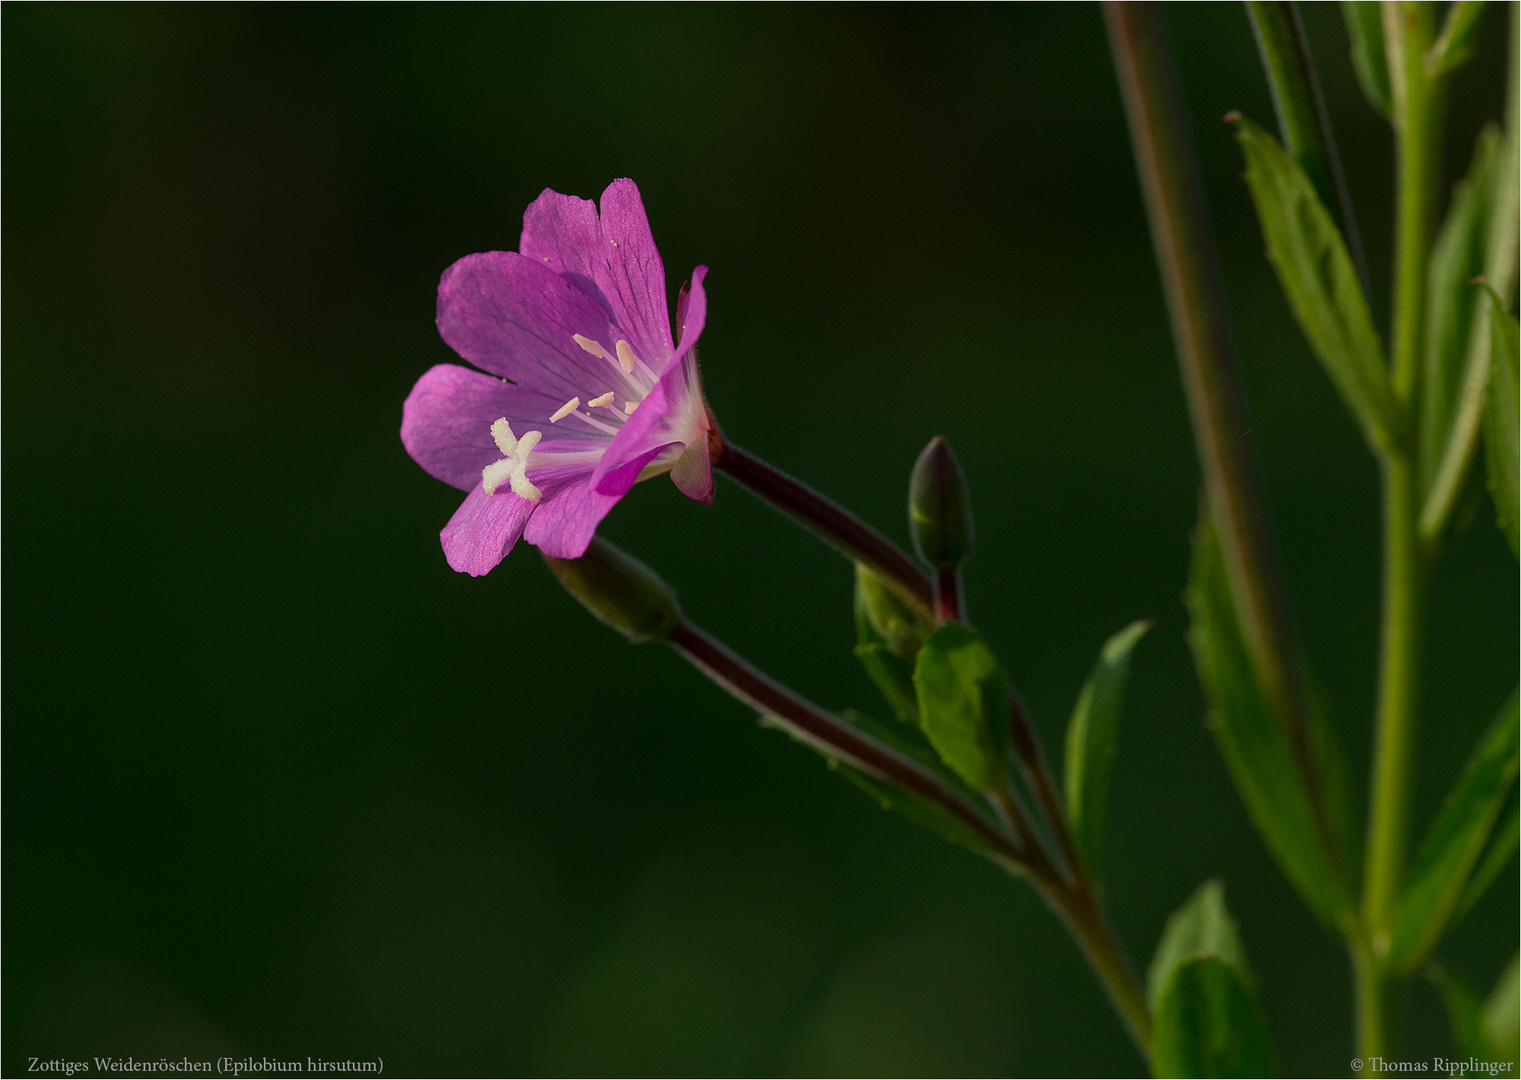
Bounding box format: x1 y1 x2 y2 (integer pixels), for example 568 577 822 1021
543 537 682 643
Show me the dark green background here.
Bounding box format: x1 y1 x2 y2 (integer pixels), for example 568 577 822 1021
5 4 1516 1076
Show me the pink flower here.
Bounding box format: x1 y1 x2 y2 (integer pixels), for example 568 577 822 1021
401 180 714 576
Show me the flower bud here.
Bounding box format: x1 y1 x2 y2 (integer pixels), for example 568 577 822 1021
543 537 682 643
908 436 974 571
855 563 926 657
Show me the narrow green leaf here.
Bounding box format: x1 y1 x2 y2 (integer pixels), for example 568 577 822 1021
1151 959 1274 1079
1186 514 1356 931
854 643 919 725
1486 955 1520 1065
1233 116 1400 453
1482 287 1521 556
1387 692 1520 973
1432 964 1495 1063
1342 1 1392 116
1453 784 1518 922
1423 129 1503 495
1428 1 1488 76
1064 619 1151 874
913 622 1010 793
1148 882 1273 1078
854 563 926 658
1147 880 1250 1011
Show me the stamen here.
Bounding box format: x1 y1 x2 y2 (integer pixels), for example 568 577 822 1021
624 399 640 415
490 417 517 456
550 397 580 423
573 334 614 363
615 340 639 375
588 391 615 409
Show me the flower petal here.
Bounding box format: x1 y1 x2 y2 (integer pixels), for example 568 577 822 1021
589 267 710 499
440 483 535 577
402 363 607 491
522 476 623 559
520 179 674 372
670 437 714 504
436 251 642 403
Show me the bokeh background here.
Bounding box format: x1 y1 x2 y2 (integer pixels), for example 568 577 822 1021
5 4 1516 1076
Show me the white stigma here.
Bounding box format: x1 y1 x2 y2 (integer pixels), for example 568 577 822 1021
481 418 542 501
615 340 639 375
588 391 615 409
550 397 580 423
573 334 614 363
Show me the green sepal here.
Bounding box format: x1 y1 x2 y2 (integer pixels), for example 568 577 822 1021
1147 881 1273 1078
1423 129 1503 495
1232 115 1400 454
1387 691 1519 973
1186 512 1356 933
1480 286 1521 557
912 622 1010 793
1342 1 1392 117
1427 0 1488 76
1064 619 1151 876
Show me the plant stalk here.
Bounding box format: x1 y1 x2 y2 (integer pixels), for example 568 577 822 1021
1105 1 1342 876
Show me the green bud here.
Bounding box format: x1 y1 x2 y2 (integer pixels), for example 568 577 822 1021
908 436 974 571
543 536 682 643
854 563 926 657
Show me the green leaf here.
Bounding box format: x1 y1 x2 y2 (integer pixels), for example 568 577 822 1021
1482 287 1521 557
1233 116 1400 453
1151 959 1275 1079
1427 0 1488 76
1147 880 1251 1011
1454 784 1518 922
1432 964 1495 1063
854 563 926 658
1431 956 1520 1069
854 643 920 725
1387 692 1520 973
1186 514 1356 932
1342 2 1392 117
1423 129 1503 495
1064 619 1151 874
1147 882 1273 1078
913 622 1010 793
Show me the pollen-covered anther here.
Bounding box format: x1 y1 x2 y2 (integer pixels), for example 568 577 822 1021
550 397 580 423
624 399 640 415
615 340 639 375
573 334 615 363
588 391 615 409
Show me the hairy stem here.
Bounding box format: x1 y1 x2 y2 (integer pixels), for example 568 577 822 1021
1105 1 1343 876
708 432 934 623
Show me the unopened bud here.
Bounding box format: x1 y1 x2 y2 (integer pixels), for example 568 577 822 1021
855 563 926 657
543 536 682 643
908 436 974 571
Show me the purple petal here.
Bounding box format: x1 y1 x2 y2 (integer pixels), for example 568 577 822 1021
589 268 710 498
440 483 535 577
436 251 641 403
402 363 607 491
522 476 623 559
520 180 674 373
670 438 714 504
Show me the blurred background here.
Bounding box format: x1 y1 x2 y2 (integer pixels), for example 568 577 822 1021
4 4 1516 1076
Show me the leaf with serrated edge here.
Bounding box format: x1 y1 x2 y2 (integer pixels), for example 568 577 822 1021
1387 692 1519 973
1064 619 1151 875
1151 958 1274 1079
1187 516 1356 931
913 623 1010 793
1234 116 1399 453
1147 880 1251 1011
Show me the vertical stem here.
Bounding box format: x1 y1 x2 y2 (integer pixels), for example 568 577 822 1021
1360 4 1441 1067
1105 2 1340 869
